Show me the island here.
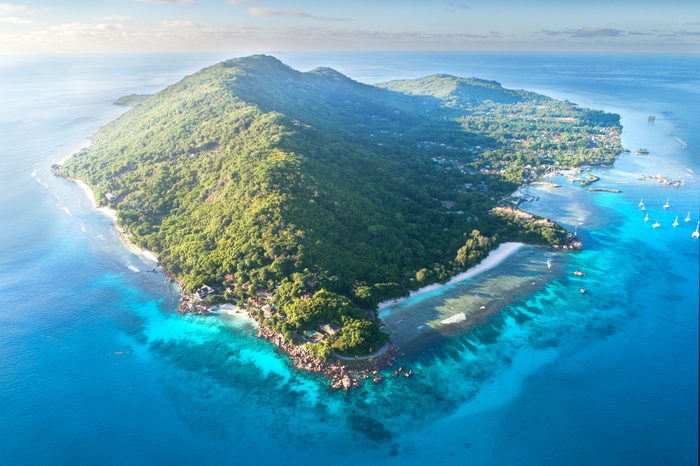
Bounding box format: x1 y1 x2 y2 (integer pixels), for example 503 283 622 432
55 55 621 388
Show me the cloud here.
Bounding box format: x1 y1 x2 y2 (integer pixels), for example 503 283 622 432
160 20 199 28
228 0 256 4
139 0 194 4
448 2 470 11
0 3 30 15
541 27 624 38
97 15 133 21
247 7 349 21
655 29 700 38
0 16 31 24
268 26 490 44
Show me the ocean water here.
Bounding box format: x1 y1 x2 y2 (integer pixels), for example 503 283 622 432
0 52 697 465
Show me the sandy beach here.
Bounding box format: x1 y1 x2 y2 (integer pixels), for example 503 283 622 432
378 242 525 310
211 303 257 323
72 178 158 263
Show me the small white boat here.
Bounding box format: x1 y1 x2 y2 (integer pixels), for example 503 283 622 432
685 211 691 223
547 259 552 270
693 221 700 239
663 198 670 209
644 213 649 222
652 217 661 229
638 198 644 207
672 216 679 228
641 204 646 211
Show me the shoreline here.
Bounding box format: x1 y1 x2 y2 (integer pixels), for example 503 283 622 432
378 242 525 311
71 178 159 264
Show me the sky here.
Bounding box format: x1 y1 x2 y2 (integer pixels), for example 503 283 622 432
0 0 698 54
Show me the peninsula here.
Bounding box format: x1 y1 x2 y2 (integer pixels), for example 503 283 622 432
56 55 621 387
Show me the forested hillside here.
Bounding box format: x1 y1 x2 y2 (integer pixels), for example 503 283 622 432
60 55 621 355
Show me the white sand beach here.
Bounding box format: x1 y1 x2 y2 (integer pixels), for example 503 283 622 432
212 303 256 323
72 178 158 263
378 242 525 310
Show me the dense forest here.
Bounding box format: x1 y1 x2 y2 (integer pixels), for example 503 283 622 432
60 55 621 355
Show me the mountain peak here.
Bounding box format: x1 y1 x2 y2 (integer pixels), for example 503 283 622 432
307 66 350 79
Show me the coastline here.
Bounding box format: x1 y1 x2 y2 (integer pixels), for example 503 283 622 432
378 242 525 311
71 178 159 264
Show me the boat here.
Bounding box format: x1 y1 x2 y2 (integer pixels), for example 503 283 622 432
547 259 552 270
573 271 585 277
641 204 646 211
685 211 691 222
672 216 679 228
663 198 670 209
580 288 586 294
634 148 650 155
644 213 649 222
693 221 700 239
638 198 644 207
652 217 661 229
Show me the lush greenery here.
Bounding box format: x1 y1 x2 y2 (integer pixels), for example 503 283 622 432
61 55 621 355
113 93 152 107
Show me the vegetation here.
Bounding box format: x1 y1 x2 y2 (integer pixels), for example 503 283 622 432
113 93 152 107
60 55 621 355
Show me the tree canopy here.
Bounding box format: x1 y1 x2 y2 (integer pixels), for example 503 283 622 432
60 55 621 355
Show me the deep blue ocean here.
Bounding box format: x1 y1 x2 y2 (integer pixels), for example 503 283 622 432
0 52 697 465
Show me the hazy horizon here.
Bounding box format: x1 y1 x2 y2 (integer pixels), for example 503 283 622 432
0 0 698 55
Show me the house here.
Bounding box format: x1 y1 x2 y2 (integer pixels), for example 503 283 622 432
261 304 274 318
319 324 339 336
196 284 214 299
305 330 325 343
105 192 118 202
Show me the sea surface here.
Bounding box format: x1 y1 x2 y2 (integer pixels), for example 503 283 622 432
0 52 697 465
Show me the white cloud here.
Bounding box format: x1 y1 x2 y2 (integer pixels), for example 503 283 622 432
160 20 199 28
0 3 30 15
0 16 31 25
140 0 194 4
541 27 625 38
228 0 256 4
97 15 133 21
247 7 348 21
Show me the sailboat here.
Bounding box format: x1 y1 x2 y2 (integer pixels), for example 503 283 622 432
692 221 700 239
672 215 679 228
641 204 646 211
638 198 644 207
644 213 649 222
685 211 691 222
547 259 552 270
663 198 670 209
652 217 661 229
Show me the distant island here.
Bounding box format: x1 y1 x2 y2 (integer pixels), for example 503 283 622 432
56 55 622 388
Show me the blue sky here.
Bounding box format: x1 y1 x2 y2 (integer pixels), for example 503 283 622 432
0 0 698 53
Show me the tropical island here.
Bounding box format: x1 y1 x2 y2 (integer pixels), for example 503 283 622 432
56 55 622 388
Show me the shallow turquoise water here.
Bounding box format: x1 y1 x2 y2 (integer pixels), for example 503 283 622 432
0 53 697 465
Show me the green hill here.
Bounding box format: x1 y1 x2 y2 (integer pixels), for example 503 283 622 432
60 55 621 355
